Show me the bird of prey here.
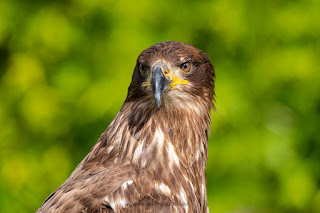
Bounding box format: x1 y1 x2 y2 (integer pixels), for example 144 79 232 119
37 41 215 213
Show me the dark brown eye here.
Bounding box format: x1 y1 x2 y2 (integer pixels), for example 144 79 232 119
180 62 191 73
139 64 148 74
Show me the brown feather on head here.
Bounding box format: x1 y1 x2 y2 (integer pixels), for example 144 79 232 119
37 41 215 213
126 41 215 109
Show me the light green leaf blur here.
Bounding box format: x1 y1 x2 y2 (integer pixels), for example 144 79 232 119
0 0 319 212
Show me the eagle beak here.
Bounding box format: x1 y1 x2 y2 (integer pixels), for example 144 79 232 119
152 63 169 108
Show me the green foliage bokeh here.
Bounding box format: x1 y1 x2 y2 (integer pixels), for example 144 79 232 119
0 0 319 212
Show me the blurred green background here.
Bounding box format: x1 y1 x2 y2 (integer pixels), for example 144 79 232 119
0 0 319 212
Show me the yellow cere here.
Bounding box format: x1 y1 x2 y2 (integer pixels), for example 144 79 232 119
142 82 151 87
142 70 189 89
169 76 189 89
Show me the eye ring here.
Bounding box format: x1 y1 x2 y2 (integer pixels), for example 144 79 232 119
180 61 192 73
139 64 148 74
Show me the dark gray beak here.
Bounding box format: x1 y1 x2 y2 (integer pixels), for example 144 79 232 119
152 63 169 108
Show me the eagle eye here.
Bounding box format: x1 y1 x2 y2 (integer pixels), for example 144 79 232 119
139 64 148 74
180 61 191 73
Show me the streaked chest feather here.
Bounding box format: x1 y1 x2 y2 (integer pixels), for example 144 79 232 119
102 96 210 212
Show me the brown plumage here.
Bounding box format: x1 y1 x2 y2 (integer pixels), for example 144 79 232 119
37 41 215 213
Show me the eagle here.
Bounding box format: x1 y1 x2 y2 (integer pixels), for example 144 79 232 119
37 41 215 213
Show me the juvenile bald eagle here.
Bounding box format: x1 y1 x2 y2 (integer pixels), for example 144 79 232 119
37 41 215 212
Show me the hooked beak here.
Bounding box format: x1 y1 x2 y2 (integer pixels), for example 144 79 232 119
152 63 169 108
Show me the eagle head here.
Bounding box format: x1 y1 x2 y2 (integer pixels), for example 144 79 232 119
126 41 215 110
